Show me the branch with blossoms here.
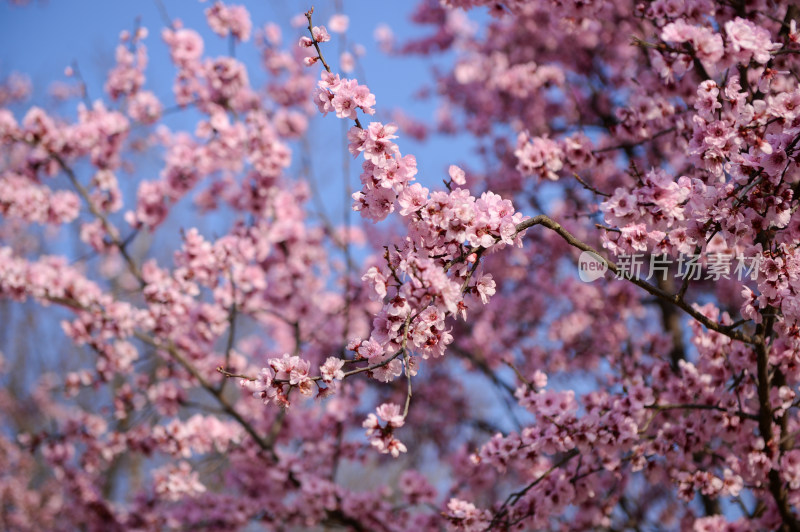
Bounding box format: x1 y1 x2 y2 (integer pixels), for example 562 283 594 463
513 215 758 345
301 7 364 130
215 7 779 469
28 148 288 454
6 1 800 530
17 5 768 497
483 449 580 531
0 15 395 525
42 149 145 286
212 7 527 457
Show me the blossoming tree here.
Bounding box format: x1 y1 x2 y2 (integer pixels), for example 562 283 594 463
2 0 800 530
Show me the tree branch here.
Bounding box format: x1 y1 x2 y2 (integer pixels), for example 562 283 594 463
514 215 757 345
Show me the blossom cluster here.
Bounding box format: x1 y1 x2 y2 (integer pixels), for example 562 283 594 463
313 71 375 120
205 1 252 42
246 353 313 406
363 402 407 457
2 0 800 530
300 43 526 381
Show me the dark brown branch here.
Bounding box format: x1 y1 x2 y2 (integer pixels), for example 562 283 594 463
134 332 278 456
754 312 800 531
514 215 757 345
304 7 363 130
644 403 758 421
218 275 238 394
51 152 145 287
591 126 677 154
486 449 580 530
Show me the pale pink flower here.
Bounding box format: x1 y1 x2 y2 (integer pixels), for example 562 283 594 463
328 14 349 34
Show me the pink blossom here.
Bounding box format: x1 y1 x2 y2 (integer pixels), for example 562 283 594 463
398 183 429 215
339 51 355 73
5 3 800 530
444 499 491 531
312 25 330 43
515 131 563 180
153 462 207 501
725 17 779 65
475 274 495 303
127 90 162 124
205 1 252 42
328 14 349 34
363 403 407 457
449 164 466 186
320 357 345 382
362 266 389 300
162 28 204 66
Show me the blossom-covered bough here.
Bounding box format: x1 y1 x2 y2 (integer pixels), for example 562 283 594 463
2 0 800 530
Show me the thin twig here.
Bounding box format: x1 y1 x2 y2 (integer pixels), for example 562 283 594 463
486 449 579 530
52 152 144 286
304 7 363 130
512 215 757 345
218 273 238 394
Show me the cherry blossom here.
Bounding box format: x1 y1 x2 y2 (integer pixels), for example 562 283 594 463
3 1 800 530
